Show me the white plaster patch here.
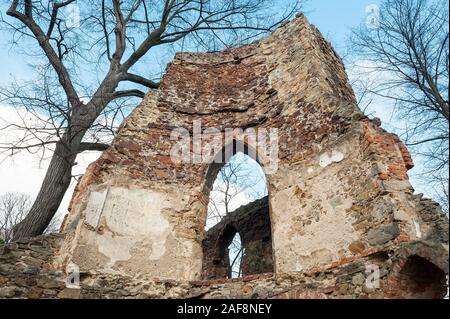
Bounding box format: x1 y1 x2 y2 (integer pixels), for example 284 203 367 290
319 153 332 168
271 171 358 273
101 188 171 237
295 262 304 272
86 187 175 263
413 219 422 239
331 150 345 162
85 188 109 228
150 237 168 260
176 240 203 279
96 232 133 264
319 150 345 167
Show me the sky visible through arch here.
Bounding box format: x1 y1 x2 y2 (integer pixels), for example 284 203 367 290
206 152 267 230
206 152 267 278
0 0 438 229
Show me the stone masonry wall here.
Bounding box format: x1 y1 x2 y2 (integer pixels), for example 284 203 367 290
1 234 447 298
54 13 368 280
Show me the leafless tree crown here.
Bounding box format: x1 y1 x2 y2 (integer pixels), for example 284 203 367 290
0 192 30 243
349 0 449 213
0 0 300 239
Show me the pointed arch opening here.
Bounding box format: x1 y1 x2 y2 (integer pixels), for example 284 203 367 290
228 232 244 278
201 141 274 280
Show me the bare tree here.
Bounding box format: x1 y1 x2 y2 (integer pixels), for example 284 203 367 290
349 0 449 213
0 192 31 243
0 0 301 240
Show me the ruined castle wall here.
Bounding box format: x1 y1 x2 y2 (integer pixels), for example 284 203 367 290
268 117 446 272
53 14 448 284
1 235 447 299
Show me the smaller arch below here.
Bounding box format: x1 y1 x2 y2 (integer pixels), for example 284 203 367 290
202 224 238 280
392 255 448 299
228 232 244 279
201 196 273 280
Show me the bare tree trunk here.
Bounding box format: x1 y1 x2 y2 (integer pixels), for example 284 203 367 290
12 138 78 240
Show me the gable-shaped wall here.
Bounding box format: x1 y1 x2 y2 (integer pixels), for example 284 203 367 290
54 14 448 283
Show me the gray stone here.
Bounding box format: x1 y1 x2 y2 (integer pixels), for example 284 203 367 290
0 263 10 274
37 278 65 289
367 223 400 246
351 273 365 286
382 180 413 192
23 264 41 275
0 245 10 255
43 288 59 296
27 287 43 299
371 117 382 127
0 286 16 298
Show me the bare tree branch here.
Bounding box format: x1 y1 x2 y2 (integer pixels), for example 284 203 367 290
0 192 31 243
1 0 301 239
79 142 110 152
348 0 449 213
121 73 159 88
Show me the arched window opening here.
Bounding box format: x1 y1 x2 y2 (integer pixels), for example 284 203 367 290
395 255 447 299
228 232 244 278
205 152 267 230
201 151 273 280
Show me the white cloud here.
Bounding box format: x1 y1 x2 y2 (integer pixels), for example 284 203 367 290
206 181 256 230
0 105 101 228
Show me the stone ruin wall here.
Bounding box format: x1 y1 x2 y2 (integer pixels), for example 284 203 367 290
0 14 448 299
55 13 373 279
0 235 447 298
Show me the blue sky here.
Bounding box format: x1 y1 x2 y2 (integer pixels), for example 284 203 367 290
0 1 380 86
305 0 380 52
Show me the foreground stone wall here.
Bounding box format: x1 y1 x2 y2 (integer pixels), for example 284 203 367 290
202 197 273 279
1 235 447 299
